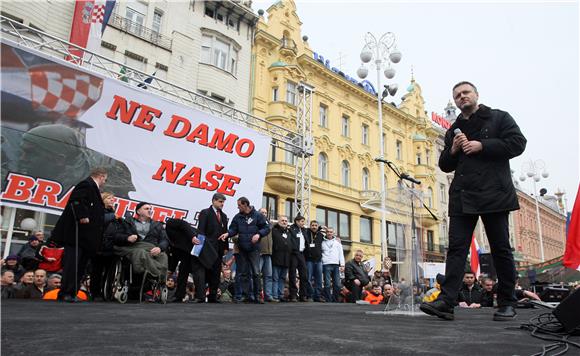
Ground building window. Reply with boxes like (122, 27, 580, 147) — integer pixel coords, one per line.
(427, 187, 434, 207)
(362, 168, 370, 190)
(270, 140, 277, 162)
(319, 104, 328, 128)
(341, 115, 350, 137)
(152, 9, 163, 34)
(426, 149, 431, 166)
(262, 194, 277, 220)
(316, 206, 350, 240)
(286, 81, 297, 105)
(387, 222, 406, 250)
(396, 140, 403, 160)
(272, 87, 279, 101)
(204, 5, 215, 18)
(427, 230, 434, 252)
(440, 183, 447, 203)
(362, 124, 369, 145)
(416, 153, 422, 165)
(341, 160, 350, 187)
(360, 216, 372, 243)
(285, 143, 295, 165)
(126, 6, 146, 36)
(286, 199, 301, 220)
(200, 34, 239, 75)
(318, 153, 328, 180)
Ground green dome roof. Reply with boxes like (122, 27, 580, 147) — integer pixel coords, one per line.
(413, 133, 427, 141)
(407, 83, 415, 92)
(270, 60, 288, 68)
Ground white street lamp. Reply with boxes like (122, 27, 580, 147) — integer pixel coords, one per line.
(519, 159, 549, 262)
(357, 32, 402, 263)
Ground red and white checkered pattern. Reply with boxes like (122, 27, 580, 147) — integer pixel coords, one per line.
(30, 66, 103, 119)
(91, 4, 105, 24)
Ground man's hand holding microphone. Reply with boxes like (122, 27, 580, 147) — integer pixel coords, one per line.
(452, 128, 482, 156)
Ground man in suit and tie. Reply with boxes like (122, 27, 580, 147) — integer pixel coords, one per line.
(194, 193, 229, 303)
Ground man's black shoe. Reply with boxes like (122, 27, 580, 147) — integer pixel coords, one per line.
(288, 298, 298, 303)
(420, 300, 454, 320)
(493, 305, 517, 321)
(190, 298, 205, 303)
(207, 299, 222, 304)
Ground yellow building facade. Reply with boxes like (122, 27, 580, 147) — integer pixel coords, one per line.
(251, 1, 443, 271)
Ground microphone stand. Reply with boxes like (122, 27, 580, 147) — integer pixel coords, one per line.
(382, 161, 438, 311)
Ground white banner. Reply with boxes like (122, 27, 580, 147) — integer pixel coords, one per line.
(1, 41, 270, 225)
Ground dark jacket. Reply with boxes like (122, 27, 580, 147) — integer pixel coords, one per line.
(100, 208, 117, 256)
(304, 228, 324, 262)
(17, 243, 39, 260)
(344, 259, 370, 286)
(271, 224, 293, 267)
(228, 207, 270, 252)
(439, 105, 526, 215)
(51, 177, 105, 254)
(108, 215, 169, 251)
(197, 206, 229, 256)
(16, 284, 44, 299)
(458, 284, 483, 305)
(165, 218, 196, 253)
(481, 290, 494, 307)
(288, 224, 308, 255)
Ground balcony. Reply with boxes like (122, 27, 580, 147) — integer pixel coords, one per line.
(108, 13, 172, 51)
(280, 37, 297, 56)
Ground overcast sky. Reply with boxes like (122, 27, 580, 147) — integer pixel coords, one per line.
(254, 0, 580, 210)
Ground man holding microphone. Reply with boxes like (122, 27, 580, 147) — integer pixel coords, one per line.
(420, 81, 527, 321)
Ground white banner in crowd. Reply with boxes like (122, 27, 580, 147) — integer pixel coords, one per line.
(0, 41, 270, 225)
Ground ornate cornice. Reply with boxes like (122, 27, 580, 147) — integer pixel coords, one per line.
(314, 135, 335, 152)
(337, 144, 356, 160)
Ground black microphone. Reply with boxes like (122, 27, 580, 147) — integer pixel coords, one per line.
(401, 173, 421, 185)
(374, 157, 393, 164)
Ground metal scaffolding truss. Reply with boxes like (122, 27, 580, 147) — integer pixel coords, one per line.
(294, 83, 314, 222)
(0, 16, 303, 154)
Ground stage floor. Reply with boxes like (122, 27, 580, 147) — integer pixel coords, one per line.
(1, 300, 573, 355)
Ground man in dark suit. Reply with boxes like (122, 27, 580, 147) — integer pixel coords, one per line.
(52, 167, 107, 302)
(194, 193, 229, 303)
(165, 218, 196, 303)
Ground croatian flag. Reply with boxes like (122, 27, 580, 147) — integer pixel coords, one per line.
(470, 235, 481, 278)
(564, 185, 580, 271)
(68, 0, 116, 63)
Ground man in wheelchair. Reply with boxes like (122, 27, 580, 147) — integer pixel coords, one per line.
(110, 202, 169, 286)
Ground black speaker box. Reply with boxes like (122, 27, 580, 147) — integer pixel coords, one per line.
(552, 288, 580, 333)
(479, 253, 496, 280)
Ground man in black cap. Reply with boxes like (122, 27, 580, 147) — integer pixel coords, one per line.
(112, 202, 169, 281)
(288, 215, 310, 302)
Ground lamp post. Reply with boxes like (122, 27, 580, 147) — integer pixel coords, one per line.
(519, 160, 549, 262)
(357, 32, 402, 262)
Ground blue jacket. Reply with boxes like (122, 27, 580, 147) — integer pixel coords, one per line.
(228, 207, 270, 252)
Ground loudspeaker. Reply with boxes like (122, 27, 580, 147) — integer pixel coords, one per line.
(479, 253, 496, 280)
(540, 286, 570, 303)
(552, 288, 580, 333)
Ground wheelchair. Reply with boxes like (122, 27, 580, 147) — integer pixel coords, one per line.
(103, 256, 168, 304)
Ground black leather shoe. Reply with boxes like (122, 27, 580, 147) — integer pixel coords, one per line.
(420, 299, 455, 320)
(493, 305, 517, 321)
(190, 298, 205, 303)
(207, 299, 222, 304)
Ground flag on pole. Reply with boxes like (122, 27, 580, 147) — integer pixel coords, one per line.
(137, 72, 156, 90)
(68, 0, 116, 64)
(470, 235, 481, 278)
(119, 65, 128, 82)
(563, 185, 580, 271)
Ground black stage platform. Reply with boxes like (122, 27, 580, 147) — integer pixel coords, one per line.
(1, 300, 575, 355)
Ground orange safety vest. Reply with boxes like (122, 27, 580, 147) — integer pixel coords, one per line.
(363, 292, 384, 305)
(42, 289, 88, 301)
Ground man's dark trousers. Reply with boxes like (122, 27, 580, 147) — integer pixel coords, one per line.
(439, 212, 517, 307)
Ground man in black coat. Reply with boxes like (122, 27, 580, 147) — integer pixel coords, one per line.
(344, 249, 370, 302)
(165, 218, 196, 302)
(420, 81, 526, 321)
(271, 215, 293, 302)
(304, 220, 325, 302)
(288, 215, 310, 302)
(52, 167, 107, 302)
(194, 193, 229, 303)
